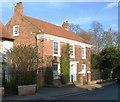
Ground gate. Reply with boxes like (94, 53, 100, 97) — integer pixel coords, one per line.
(2, 68, 18, 96)
(2, 67, 36, 96)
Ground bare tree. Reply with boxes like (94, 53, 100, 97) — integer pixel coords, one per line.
(78, 28, 94, 44)
(69, 23, 81, 34)
(6, 45, 36, 71)
(89, 21, 104, 54)
(103, 28, 118, 47)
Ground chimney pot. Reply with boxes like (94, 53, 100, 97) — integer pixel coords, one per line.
(14, 2, 23, 16)
(62, 20, 69, 31)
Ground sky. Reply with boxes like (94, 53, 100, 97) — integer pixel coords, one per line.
(0, 1, 118, 32)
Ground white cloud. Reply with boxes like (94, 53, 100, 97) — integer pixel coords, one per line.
(104, 2, 118, 9)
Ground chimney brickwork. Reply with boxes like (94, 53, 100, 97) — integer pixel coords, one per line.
(62, 21, 69, 30)
(14, 2, 23, 16)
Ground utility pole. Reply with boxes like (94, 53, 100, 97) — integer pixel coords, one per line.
(35, 33, 39, 92)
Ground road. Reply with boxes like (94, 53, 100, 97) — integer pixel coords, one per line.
(55, 83, 120, 100)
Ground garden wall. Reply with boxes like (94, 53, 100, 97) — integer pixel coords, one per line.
(91, 69, 102, 81)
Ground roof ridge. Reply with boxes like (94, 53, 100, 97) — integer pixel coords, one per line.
(24, 15, 61, 28)
(24, 15, 89, 44)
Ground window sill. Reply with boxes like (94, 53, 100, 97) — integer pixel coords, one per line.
(70, 56, 75, 59)
(82, 57, 86, 60)
(13, 34, 19, 36)
(53, 54, 61, 57)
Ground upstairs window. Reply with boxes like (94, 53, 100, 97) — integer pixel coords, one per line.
(70, 45, 75, 58)
(13, 25, 19, 36)
(53, 41, 60, 56)
(82, 47, 86, 59)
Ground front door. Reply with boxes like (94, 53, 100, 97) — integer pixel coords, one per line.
(70, 64, 77, 82)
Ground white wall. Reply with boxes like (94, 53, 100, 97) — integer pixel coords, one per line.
(3, 40, 13, 52)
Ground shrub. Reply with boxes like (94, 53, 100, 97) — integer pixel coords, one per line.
(60, 44, 70, 84)
(45, 67, 53, 85)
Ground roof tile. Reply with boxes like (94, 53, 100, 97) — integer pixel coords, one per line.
(24, 16, 89, 44)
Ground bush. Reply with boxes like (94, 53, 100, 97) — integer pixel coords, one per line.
(60, 74, 69, 84)
(60, 44, 70, 84)
(91, 53, 99, 69)
(18, 70, 36, 85)
(45, 67, 53, 85)
(101, 69, 112, 80)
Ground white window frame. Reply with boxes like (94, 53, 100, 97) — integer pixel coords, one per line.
(53, 41, 60, 57)
(53, 63, 60, 79)
(70, 44, 75, 58)
(81, 64, 86, 76)
(82, 47, 86, 59)
(13, 25, 19, 36)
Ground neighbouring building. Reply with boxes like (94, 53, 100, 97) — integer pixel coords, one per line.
(0, 21, 14, 83)
(5, 2, 92, 86)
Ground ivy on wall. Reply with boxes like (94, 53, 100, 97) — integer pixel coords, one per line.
(60, 44, 70, 84)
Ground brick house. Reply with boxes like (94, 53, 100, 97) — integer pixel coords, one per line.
(5, 2, 92, 86)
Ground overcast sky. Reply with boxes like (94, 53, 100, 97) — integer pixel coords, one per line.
(1, 2, 118, 31)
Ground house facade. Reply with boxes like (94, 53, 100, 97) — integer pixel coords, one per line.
(0, 21, 14, 54)
(0, 21, 14, 81)
(5, 2, 92, 86)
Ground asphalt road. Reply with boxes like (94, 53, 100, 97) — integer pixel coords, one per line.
(55, 83, 120, 100)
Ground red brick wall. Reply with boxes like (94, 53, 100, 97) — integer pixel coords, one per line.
(6, 15, 39, 47)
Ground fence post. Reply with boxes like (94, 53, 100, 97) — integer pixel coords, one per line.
(16, 69, 18, 95)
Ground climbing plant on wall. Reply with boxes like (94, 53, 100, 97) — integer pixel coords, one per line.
(60, 44, 70, 84)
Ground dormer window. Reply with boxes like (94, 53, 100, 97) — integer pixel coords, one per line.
(13, 25, 19, 36)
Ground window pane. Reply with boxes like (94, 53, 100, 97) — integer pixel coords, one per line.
(70, 45, 73, 56)
(14, 26, 19, 35)
(53, 64, 58, 70)
(82, 48, 85, 57)
(54, 42, 58, 55)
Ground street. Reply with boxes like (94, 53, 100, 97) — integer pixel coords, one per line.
(55, 83, 120, 100)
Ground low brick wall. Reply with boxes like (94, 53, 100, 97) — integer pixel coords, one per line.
(0, 87, 4, 97)
(52, 79, 61, 87)
(91, 69, 102, 81)
(18, 84, 36, 96)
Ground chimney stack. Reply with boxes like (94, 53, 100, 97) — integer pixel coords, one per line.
(62, 21, 69, 31)
(14, 2, 24, 16)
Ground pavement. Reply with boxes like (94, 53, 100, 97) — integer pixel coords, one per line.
(2, 80, 116, 100)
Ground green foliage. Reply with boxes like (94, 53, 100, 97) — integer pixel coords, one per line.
(91, 46, 120, 79)
(91, 53, 99, 69)
(18, 70, 36, 85)
(98, 46, 119, 70)
(60, 44, 70, 84)
(45, 67, 53, 85)
(101, 69, 112, 80)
